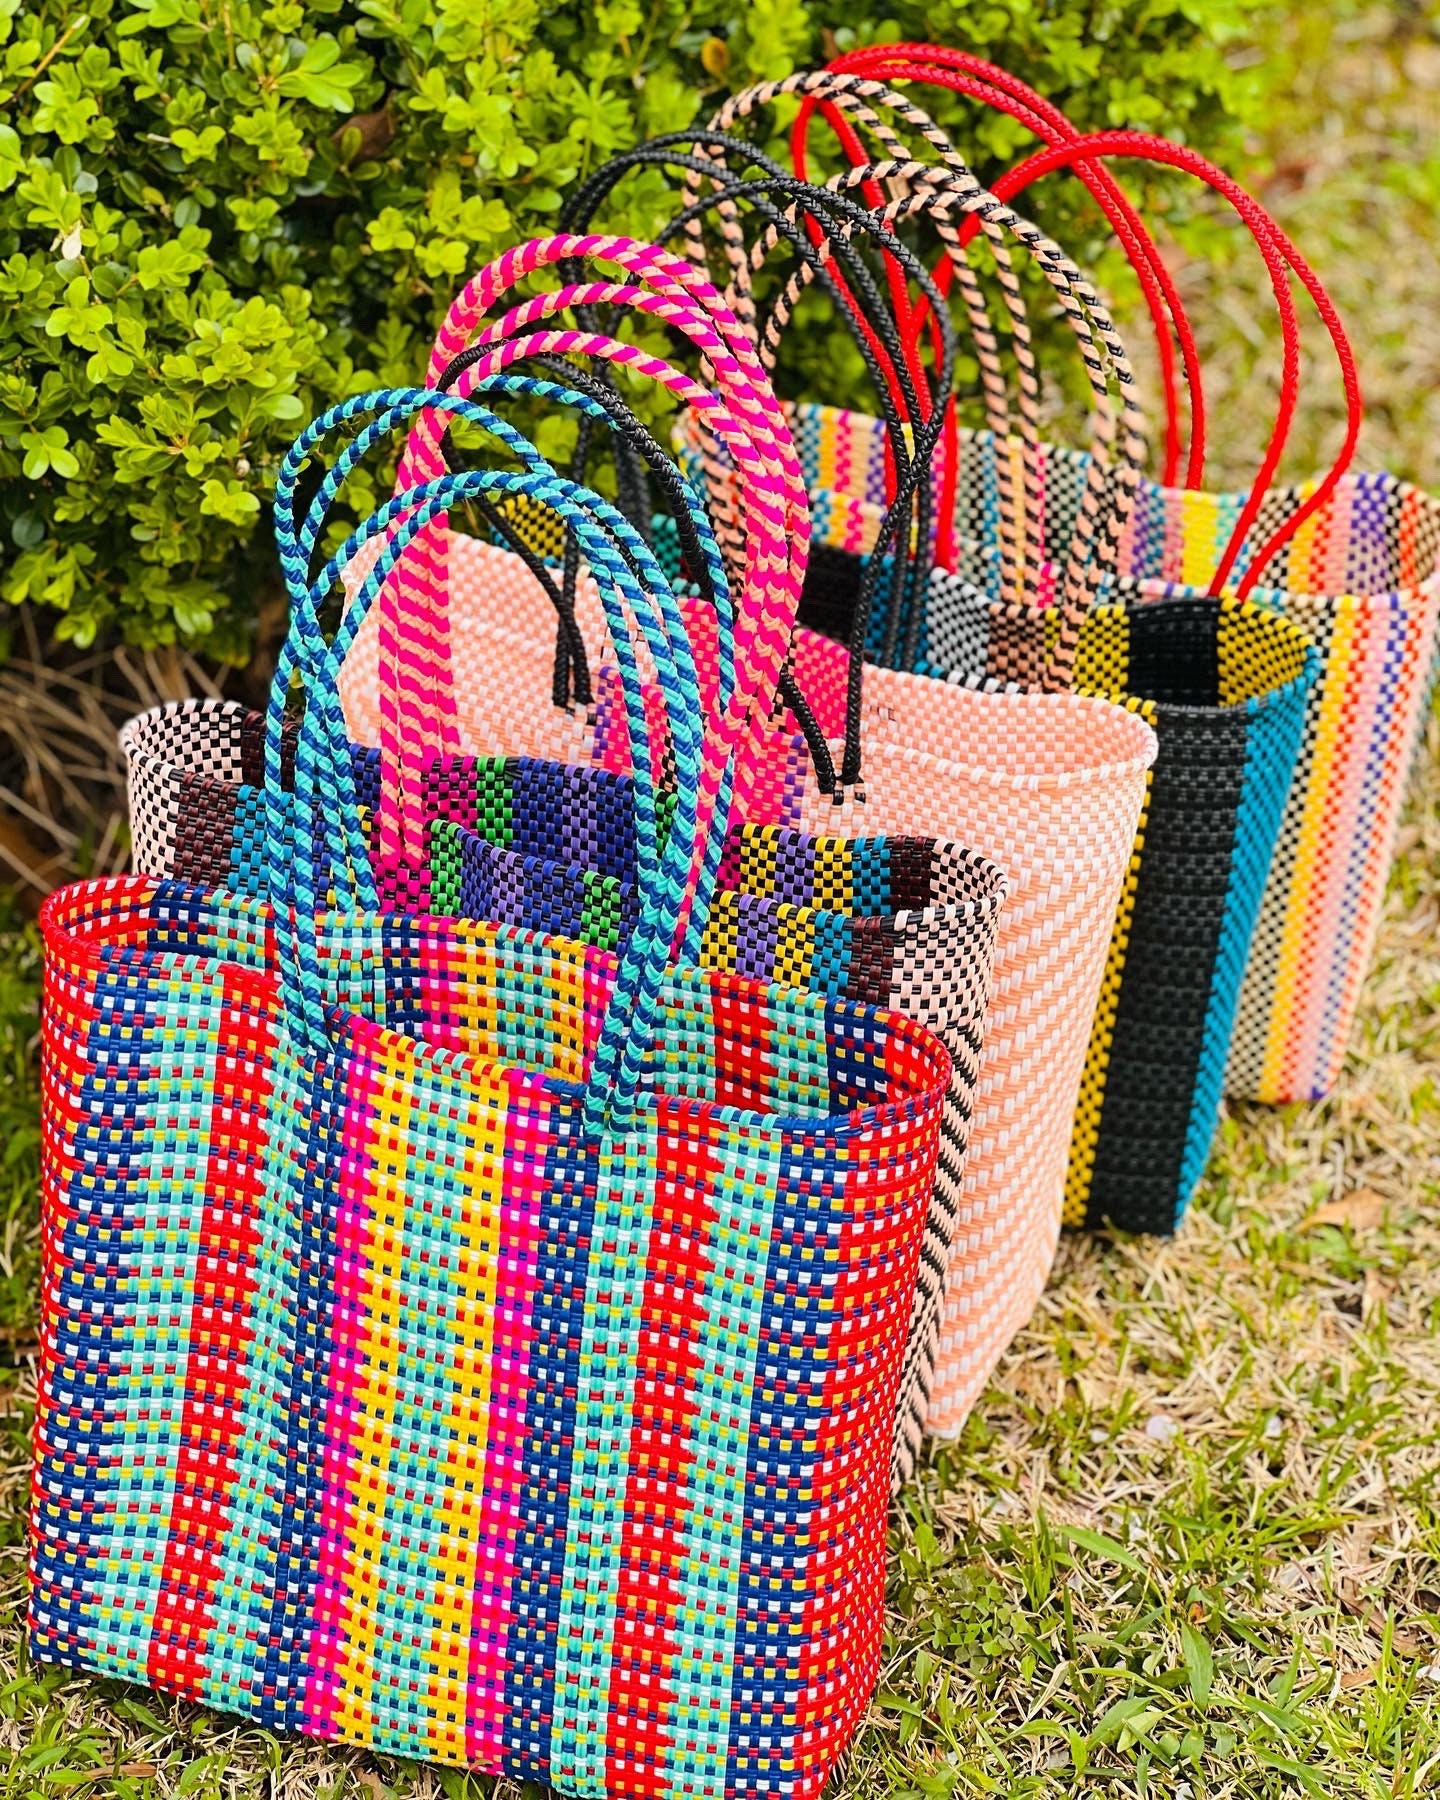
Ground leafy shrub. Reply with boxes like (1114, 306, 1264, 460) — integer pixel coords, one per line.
(1, 0, 1288, 661)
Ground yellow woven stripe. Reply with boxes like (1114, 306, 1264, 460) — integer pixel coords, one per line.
(1007, 436, 1028, 605)
(773, 908, 814, 990)
(1279, 480, 1324, 591)
(334, 1046, 415, 1739)
(1256, 602, 1359, 1099)
(448, 925, 501, 1060)
(699, 892, 740, 968)
(1064, 695, 1156, 1226)
(811, 837, 852, 913)
(739, 826, 778, 901)
(427, 1062, 506, 1761)
(1180, 490, 1218, 589)
(1074, 607, 1130, 696)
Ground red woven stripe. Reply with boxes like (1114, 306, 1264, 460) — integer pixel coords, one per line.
(147, 969, 272, 1697)
(605, 1107, 720, 1795)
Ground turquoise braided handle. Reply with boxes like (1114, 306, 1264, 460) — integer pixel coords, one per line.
(274, 378, 735, 964)
(267, 436, 724, 1135)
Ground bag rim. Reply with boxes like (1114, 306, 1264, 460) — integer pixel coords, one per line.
(39, 874, 955, 1142)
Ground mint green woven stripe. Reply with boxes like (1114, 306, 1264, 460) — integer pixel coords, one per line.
(666, 1137, 782, 1792)
(205, 1038, 309, 1704)
(90, 969, 222, 1675)
(549, 1129, 655, 1797)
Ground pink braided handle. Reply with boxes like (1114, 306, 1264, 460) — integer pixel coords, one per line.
(377, 235, 807, 862)
(437, 326, 791, 718)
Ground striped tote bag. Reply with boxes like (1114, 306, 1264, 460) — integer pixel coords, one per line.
(35, 435, 952, 1796)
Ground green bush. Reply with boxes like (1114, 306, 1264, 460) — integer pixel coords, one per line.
(1, 0, 1286, 661)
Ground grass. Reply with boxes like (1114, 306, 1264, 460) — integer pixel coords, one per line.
(0, 8, 1437, 1796)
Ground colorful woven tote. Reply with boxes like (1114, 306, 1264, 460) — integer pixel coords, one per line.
(818, 45, 1440, 1106)
(581, 118, 1159, 1406)
(690, 79, 1324, 1232)
(34, 423, 953, 1794)
(127, 371, 1005, 1485)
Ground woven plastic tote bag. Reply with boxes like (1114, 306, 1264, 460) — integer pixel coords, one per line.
(818, 45, 1440, 1106)
(427, 813, 1005, 1484)
(122, 374, 1005, 1489)
(33, 427, 952, 1794)
(697, 87, 1322, 1231)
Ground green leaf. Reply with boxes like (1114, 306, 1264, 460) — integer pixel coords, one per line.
(198, 476, 261, 525)
(0, 122, 22, 191)
(1063, 1525, 1147, 1576)
(276, 34, 368, 111)
(1180, 1621, 1213, 1707)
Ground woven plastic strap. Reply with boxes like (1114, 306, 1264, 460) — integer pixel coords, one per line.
(562, 134, 957, 789)
(271, 414, 727, 1136)
(704, 74, 1144, 629)
(965, 129, 1361, 598)
(711, 68, 1054, 575)
(281, 379, 735, 966)
(820, 158, 1146, 684)
(817, 45, 1203, 490)
(380, 236, 807, 857)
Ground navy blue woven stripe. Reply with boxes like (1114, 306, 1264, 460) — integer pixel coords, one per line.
(30, 952, 162, 1667)
(502, 1123, 595, 1786)
(826, 999, 890, 1108)
(725, 1135, 850, 1792)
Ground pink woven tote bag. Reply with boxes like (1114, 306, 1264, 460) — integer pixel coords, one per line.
(637, 120, 1160, 1432)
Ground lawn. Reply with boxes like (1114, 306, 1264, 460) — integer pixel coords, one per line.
(0, 11, 1436, 1797)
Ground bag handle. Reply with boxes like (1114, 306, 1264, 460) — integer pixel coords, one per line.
(710, 69, 1052, 583)
(428, 342, 838, 799)
(561, 135, 956, 793)
(972, 131, 1361, 597)
(384, 238, 809, 792)
(271, 405, 725, 1137)
(279, 376, 733, 966)
(815, 45, 1204, 491)
(420, 318, 808, 863)
(798, 158, 1146, 689)
(683, 138, 1145, 702)
(432, 348, 731, 712)
(655, 161, 953, 746)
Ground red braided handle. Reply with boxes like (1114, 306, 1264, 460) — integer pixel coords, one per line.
(973, 130, 1362, 596)
(817, 43, 1203, 488)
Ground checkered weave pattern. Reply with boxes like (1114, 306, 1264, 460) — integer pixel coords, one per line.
(122, 707, 656, 909)
(779, 403, 1440, 1105)
(34, 876, 949, 1795)
(918, 578, 1318, 1232)
(428, 815, 1007, 1482)
(120, 693, 1008, 1473)
(747, 402, 1327, 1231)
